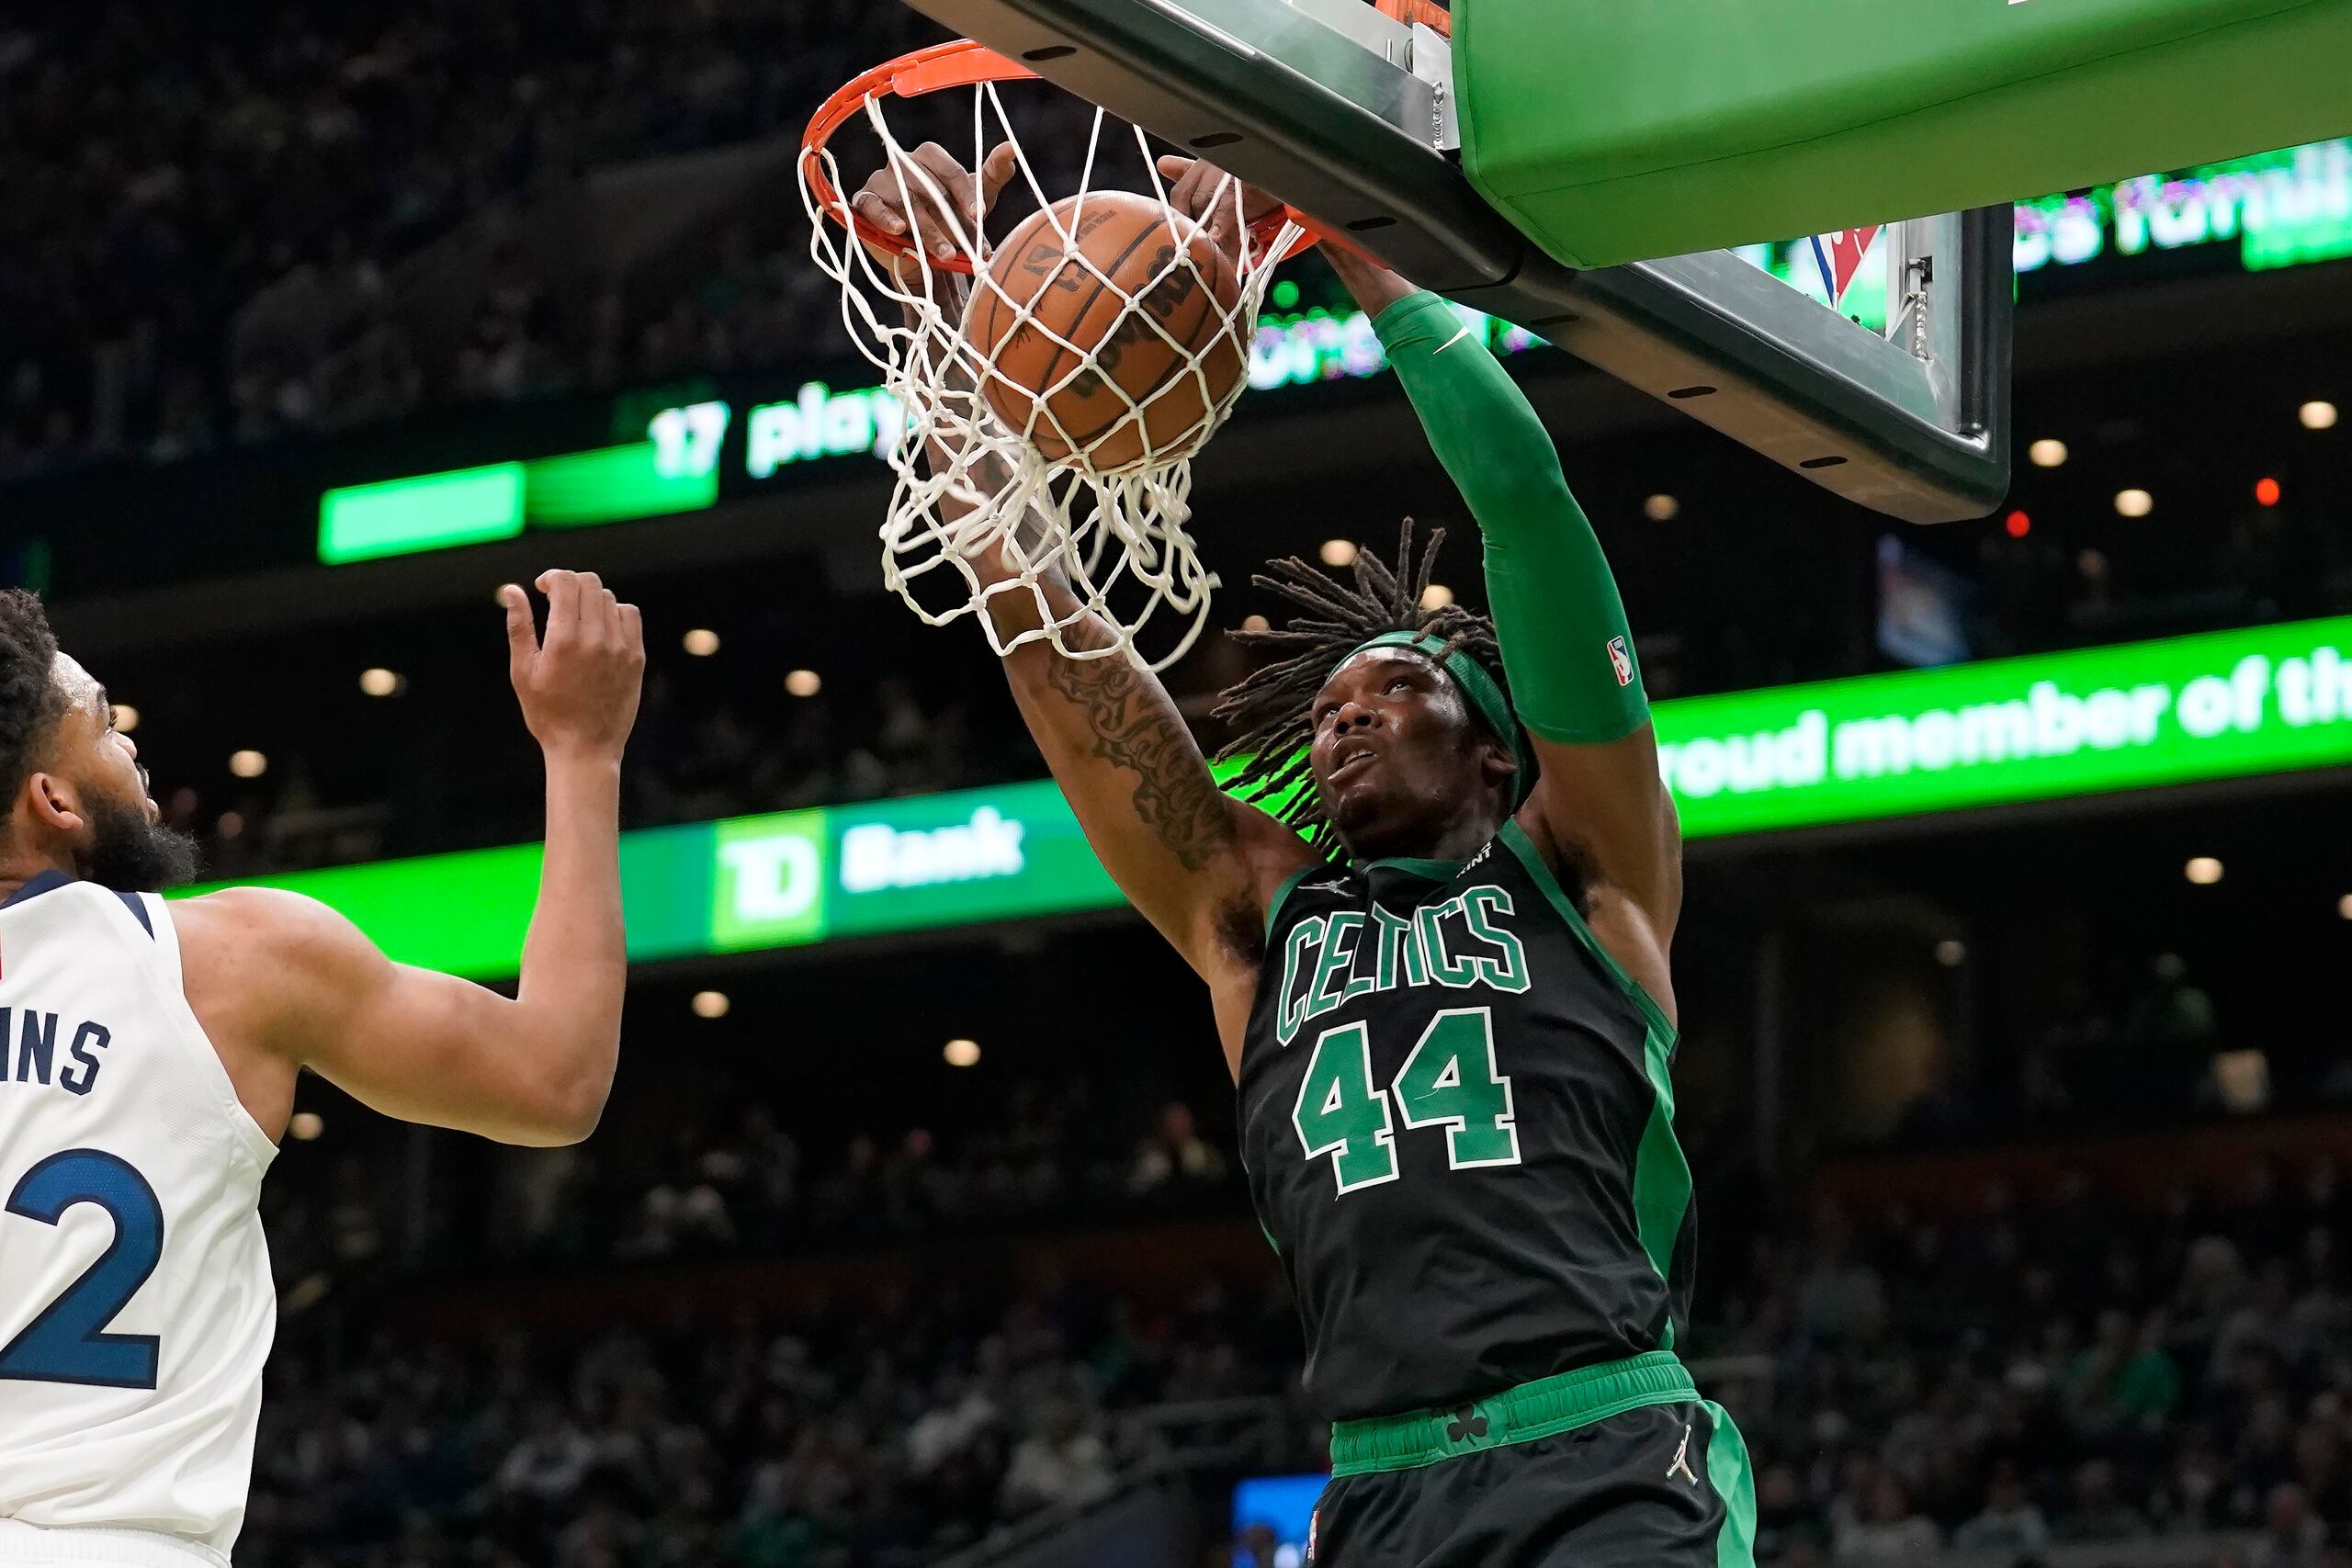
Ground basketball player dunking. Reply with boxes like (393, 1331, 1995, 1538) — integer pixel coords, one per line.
(0, 572, 641, 1568)
(850, 152, 1757, 1565)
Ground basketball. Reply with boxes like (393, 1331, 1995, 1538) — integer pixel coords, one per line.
(966, 191, 1248, 470)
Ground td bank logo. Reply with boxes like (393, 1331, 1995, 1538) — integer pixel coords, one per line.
(713, 811, 828, 948)
(841, 806, 1025, 894)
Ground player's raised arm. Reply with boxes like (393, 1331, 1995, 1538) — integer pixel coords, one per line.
(176, 571, 643, 1146)
(847, 147, 1315, 997)
(1325, 245, 1683, 986)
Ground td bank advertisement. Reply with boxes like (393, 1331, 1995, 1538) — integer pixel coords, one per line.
(186, 616, 2352, 979)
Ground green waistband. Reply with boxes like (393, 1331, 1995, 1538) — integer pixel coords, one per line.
(1329, 1351, 1695, 1476)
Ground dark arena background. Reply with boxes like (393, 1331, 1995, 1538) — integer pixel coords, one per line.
(6, 5, 2352, 1567)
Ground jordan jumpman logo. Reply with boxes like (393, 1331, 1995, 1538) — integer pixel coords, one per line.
(1667, 1422, 1700, 1485)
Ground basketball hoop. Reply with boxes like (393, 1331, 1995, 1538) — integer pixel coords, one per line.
(799, 39, 1308, 670)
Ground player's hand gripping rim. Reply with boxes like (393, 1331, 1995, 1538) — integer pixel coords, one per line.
(851, 141, 1021, 283)
(1151, 154, 1285, 264)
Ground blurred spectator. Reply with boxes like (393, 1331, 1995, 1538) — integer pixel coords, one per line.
(1795, 1205, 1888, 1344)
(1129, 1101, 1227, 1197)
(2059, 1457, 2151, 1543)
(1951, 1461, 2050, 1555)
(2253, 1483, 2329, 1568)
(1832, 1473, 1939, 1565)
(2127, 952, 2220, 1051)
(497, 1399, 595, 1510)
(998, 1389, 1114, 1517)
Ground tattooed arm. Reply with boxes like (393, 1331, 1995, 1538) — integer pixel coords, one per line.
(942, 353, 1312, 990)
(942, 345, 1311, 982)
(992, 592, 1317, 984)
(849, 145, 1317, 1003)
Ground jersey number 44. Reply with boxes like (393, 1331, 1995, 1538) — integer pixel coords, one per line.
(1294, 1006, 1522, 1196)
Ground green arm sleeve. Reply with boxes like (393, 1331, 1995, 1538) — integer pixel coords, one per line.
(1372, 290, 1648, 745)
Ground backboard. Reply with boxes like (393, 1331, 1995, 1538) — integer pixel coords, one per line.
(893, 0, 2013, 525)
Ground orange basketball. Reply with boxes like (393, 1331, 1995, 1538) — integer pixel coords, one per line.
(966, 191, 1248, 470)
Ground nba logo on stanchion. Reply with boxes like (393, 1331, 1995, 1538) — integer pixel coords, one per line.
(1809, 226, 1883, 307)
(1608, 637, 1634, 687)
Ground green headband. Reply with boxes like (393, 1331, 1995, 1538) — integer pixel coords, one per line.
(1340, 632, 1533, 804)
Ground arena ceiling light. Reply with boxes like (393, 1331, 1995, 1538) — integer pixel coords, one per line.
(2301, 400, 2339, 431)
(2114, 489, 2154, 518)
(1241, 614, 1272, 633)
(1319, 539, 1359, 568)
(359, 668, 401, 697)
(691, 990, 730, 1019)
(1644, 494, 1679, 521)
(785, 669, 821, 698)
(288, 1112, 324, 1142)
(1935, 940, 1967, 967)
(2339, 894, 2352, 921)
(1419, 583, 1455, 610)
(944, 1038, 981, 1068)
(229, 750, 267, 779)
(2184, 856, 2223, 886)
(2028, 438, 2068, 468)
(2256, 478, 2282, 507)
(110, 704, 139, 734)
(683, 628, 720, 657)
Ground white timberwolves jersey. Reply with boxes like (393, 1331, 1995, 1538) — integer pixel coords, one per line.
(0, 874, 277, 1565)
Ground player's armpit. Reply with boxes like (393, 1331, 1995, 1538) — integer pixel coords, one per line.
(176, 887, 615, 1147)
(1521, 727, 1684, 943)
(1513, 790, 1681, 1031)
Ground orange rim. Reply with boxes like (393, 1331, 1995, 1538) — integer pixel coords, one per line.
(801, 37, 1315, 275)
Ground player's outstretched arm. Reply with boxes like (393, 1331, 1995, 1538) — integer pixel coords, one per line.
(848, 148, 1315, 996)
(177, 571, 644, 1146)
(1329, 247, 1683, 993)
(989, 578, 1314, 986)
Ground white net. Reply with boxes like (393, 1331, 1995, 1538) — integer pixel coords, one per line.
(800, 72, 1303, 671)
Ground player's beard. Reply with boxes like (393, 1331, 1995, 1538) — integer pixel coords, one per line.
(80, 792, 200, 892)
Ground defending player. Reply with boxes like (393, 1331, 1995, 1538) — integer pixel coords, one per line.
(0, 571, 641, 1568)
(850, 150, 1755, 1565)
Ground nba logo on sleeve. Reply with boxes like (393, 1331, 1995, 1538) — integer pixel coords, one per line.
(1607, 637, 1634, 687)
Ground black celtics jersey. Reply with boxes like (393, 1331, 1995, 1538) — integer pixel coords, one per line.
(1238, 818, 1695, 1423)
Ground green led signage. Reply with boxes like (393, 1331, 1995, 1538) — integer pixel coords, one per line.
(314, 306, 1538, 565)
(180, 616, 2352, 980)
(1653, 617, 2352, 838)
(2014, 139, 2352, 278)
(318, 406, 727, 565)
(314, 138, 2352, 569)
(318, 463, 526, 565)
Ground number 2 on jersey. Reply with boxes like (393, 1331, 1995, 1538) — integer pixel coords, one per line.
(1293, 1008, 1520, 1195)
(0, 1150, 165, 1389)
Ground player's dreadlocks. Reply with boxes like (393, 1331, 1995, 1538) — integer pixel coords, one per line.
(0, 590, 66, 841)
(1214, 520, 1516, 854)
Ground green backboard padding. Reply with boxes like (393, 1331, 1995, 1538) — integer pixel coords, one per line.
(1456, 0, 2352, 267)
